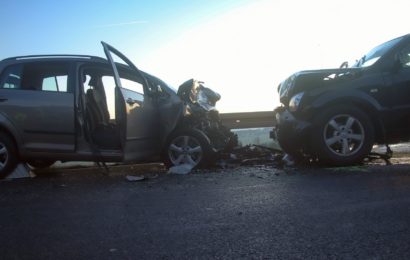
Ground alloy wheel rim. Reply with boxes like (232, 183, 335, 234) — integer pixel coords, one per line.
(0, 142, 9, 170)
(323, 114, 365, 157)
(168, 135, 203, 166)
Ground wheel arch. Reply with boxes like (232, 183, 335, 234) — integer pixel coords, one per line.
(161, 127, 214, 168)
(308, 103, 376, 165)
(309, 91, 385, 143)
(0, 118, 23, 158)
(162, 127, 212, 152)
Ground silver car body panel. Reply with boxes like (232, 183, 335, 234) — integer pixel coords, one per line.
(0, 89, 75, 152)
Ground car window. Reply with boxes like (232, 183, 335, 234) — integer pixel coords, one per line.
(42, 75, 68, 92)
(101, 76, 116, 120)
(353, 36, 403, 68)
(120, 78, 144, 94)
(23, 63, 70, 92)
(0, 62, 71, 92)
(100, 75, 144, 117)
(102, 75, 144, 94)
(143, 73, 174, 96)
(0, 64, 23, 89)
(398, 45, 410, 68)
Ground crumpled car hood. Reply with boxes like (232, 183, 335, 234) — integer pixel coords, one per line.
(279, 67, 363, 104)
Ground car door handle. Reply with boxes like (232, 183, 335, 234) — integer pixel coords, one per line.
(126, 98, 136, 105)
(0, 97, 8, 102)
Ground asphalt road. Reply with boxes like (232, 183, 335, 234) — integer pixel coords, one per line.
(1, 162, 410, 259)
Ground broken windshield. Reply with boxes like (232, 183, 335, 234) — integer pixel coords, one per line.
(353, 36, 403, 68)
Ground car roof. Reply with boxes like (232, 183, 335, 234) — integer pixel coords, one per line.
(1, 54, 107, 63)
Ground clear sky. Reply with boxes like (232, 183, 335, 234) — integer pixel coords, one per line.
(1, 0, 409, 112)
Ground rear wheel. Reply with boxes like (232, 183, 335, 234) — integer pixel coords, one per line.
(0, 133, 18, 179)
(163, 129, 214, 168)
(311, 106, 374, 166)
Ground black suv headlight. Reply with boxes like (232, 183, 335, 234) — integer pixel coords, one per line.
(289, 92, 304, 112)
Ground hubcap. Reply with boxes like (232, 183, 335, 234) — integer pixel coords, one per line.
(323, 114, 365, 156)
(0, 142, 9, 170)
(168, 135, 203, 166)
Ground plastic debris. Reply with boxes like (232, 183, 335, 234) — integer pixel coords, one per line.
(5, 163, 35, 180)
(126, 175, 145, 182)
(282, 154, 296, 167)
(167, 164, 194, 175)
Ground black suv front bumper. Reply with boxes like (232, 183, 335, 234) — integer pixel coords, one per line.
(270, 107, 312, 154)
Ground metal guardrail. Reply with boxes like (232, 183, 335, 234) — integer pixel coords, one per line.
(220, 111, 275, 129)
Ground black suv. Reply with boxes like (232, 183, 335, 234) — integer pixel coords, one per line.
(0, 42, 235, 177)
(271, 34, 410, 165)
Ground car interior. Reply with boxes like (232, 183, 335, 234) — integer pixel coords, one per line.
(81, 66, 121, 150)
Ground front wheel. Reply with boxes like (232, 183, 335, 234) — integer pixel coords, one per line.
(163, 130, 214, 168)
(310, 106, 374, 166)
(0, 133, 18, 179)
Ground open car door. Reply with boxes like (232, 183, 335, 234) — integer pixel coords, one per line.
(101, 42, 159, 162)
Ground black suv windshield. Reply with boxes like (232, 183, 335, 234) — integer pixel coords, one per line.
(353, 36, 404, 68)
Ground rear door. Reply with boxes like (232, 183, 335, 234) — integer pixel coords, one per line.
(0, 61, 75, 152)
(102, 42, 159, 161)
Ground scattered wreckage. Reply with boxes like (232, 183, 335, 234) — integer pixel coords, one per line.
(0, 42, 236, 178)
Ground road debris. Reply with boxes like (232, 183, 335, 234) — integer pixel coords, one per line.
(281, 154, 296, 167)
(218, 145, 283, 169)
(212, 143, 395, 171)
(168, 164, 194, 175)
(326, 166, 369, 173)
(4, 164, 35, 180)
(126, 175, 145, 182)
(6, 142, 400, 183)
(365, 145, 393, 165)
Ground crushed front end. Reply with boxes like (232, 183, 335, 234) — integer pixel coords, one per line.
(270, 74, 313, 156)
(270, 106, 311, 156)
(270, 69, 362, 157)
(177, 79, 238, 153)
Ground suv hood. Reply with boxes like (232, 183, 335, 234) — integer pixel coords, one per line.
(278, 67, 363, 104)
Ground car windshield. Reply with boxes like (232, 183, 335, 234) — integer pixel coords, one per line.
(353, 36, 404, 68)
(142, 71, 177, 93)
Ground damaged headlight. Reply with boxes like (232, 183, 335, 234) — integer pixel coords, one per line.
(289, 92, 304, 112)
(279, 75, 296, 98)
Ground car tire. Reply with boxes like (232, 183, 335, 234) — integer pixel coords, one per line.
(0, 133, 18, 179)
(163, 129, 214, 169)
(27, 160, 56, 169)
(310, 105, 374, 166)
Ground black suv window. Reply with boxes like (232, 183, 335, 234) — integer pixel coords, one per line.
(0, 62, 71, 92)
(0, 65, 23, 89)
(398, 44, 410, 68)
(42, 75, 68, 92)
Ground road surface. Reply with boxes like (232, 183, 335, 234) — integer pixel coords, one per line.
(1, 161, 410, 259)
